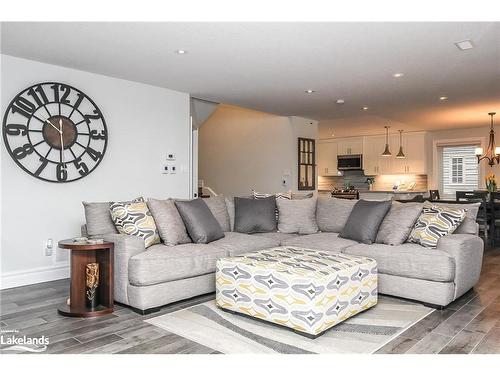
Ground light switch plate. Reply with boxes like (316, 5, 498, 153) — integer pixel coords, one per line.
(170, 164, 177, 174)
(162, 164, 170, 174)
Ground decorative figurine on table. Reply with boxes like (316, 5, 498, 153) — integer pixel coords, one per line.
(85, 263, 100, 310)
(486, 173, 497, 192)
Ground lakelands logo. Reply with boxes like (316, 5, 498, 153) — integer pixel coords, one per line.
(1, 329, 49, 353)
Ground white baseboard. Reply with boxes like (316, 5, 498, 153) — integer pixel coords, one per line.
(1, 263, 70, 290)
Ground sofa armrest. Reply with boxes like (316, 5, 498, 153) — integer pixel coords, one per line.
(101, 233, 146, 305)
(437, 234, 484, 299)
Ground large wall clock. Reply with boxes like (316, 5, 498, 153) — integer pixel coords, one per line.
(2, 82, 108, 183)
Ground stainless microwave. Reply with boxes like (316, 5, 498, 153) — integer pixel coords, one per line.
(337, 154, 363, 170)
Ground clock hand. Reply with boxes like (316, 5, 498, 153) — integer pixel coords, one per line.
(59, 120, 65, 164)
(45, 119, 61, 134)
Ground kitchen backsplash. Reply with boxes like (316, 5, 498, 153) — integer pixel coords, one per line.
(318, 171, 428, 191)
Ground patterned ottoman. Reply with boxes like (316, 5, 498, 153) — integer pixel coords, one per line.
(215, 246, 378, 338)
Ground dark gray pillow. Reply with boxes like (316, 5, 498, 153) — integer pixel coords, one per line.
(174, 198, 225, 244)
(339, 200, 392, 244)
(234, 196, 277, 234)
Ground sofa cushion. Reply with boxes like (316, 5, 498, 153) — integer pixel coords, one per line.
(429, 202, 480, 235)
(225, 197, 235, 231)
(234, 196, 277, 234)
(408, 203, 466, 248)
(83, 201, 118, 236)
(203, 195, 231, 232)
(129, 243, 228, 286)
(175, 198, 225, 244)
(281, 232, 358, 252)
(147, 198, 191, 246)
(251, 231, 299, 244)
(110, 199, 161, 248)
(316, 196, 357, 232)
(276, 197, 318, 234)
(343, 242, 455, 282)
(339, 200, 392, 244)
(376, 201, 423, 245)
(210, 232, 280, 256)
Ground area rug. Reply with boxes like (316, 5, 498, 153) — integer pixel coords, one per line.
(145, 296, 433, 354)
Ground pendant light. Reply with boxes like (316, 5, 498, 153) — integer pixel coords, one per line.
(396, 130, 406, 158)
(475, 112, 499, 166)
(381, 126, 392, 157)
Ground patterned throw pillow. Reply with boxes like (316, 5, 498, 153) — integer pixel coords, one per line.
(408, 203, 466, 248)
(110, 198, 161, 248)
(252, 190, 292, 200)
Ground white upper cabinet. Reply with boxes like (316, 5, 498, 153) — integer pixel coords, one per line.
(362, 132, 427, 175)
(363, 135, 385, 175)
(337, 137, 363, 155)
(317, 140, 338, 176)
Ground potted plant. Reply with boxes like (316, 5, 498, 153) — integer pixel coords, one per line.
(366, 177, 375, 191)
(485, 173, 497, 192)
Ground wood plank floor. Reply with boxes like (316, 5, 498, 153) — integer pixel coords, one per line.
(1, 247, 499, 354)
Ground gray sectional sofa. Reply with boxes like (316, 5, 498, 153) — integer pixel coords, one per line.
(82, 195, 484, 314)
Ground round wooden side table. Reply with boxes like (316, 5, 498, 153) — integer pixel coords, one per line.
(57, 239, 114, 318)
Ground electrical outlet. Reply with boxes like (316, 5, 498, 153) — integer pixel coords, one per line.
(45, 238, 53, 256)
(170, 164, 177, 174)
(162, 164, 170, 174)
(166, 153, 176, 161)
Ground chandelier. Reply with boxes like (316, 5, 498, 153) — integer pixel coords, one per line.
(475, 112, 498, 166)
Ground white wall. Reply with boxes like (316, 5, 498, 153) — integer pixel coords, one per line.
(198, 104, 317, 197)
(1, 55, 192, 288)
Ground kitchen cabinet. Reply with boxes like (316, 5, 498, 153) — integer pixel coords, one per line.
(363, 132, 427, 175)
(317, 140, 338, 176)
(337, 137, 363, 155)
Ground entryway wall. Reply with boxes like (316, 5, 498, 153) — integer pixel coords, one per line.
(198, 104, 318, 197)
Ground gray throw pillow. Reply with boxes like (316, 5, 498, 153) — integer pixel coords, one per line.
(82, 197, 143, 236)
(203, 195, 231, 232)
(316, 196, 357, 232)
(376, 201, 423, 245)
(339, 200, 392, 244)
(175, 198, 225, 244)
(225, 197, 235, 231)
(430, 202, 480, 235)
(234, 196, 277, 234)
(291, 192, 314, 200)
(147, 198, 192, 246)
(277, 197, 318, 234)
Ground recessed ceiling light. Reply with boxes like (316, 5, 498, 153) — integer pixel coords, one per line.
(335, 99, 345, 105)
(175, 49, 187, 54)
(392, 73, 404, 78)
(305, 89, 315, 94)
(454, 40, 474, 51)
(439, 96, 448, 101)
(362, 106, 369, 111)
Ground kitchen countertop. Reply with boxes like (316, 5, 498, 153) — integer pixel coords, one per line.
(359, 190, 427, 194)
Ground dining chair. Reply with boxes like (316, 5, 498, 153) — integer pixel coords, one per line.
(429, 190, 440, 201)
(455, 190, 489, 242)
(490, 192, 500, 246)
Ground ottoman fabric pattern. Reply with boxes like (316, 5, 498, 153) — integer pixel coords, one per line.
(216, 246, 378, 337)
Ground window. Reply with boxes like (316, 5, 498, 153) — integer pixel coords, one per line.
(451, 157, 463, 184)
(440, 145, 479, 198)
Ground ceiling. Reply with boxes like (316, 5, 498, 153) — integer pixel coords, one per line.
(1, 22, 499, 131)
